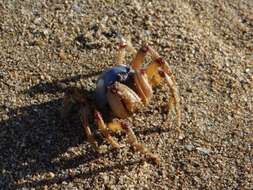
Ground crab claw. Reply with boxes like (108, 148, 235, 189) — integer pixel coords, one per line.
(107, 82, 142, 118)
(133, 70, 153, 105)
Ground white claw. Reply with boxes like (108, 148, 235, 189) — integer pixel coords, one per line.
(107, 82, 142, 118)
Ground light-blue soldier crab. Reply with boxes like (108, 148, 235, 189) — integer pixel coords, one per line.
(62, 39, 181, 164)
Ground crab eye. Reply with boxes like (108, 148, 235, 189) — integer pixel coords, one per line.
(116, 74, 122, 81)
(116, 73, 128, 82)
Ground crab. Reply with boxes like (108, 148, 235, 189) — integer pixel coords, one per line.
(62, 39, 181, 165)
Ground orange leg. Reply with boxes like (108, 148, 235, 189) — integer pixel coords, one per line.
(131, 45, 149, 70)
(106, 121, 160, 164)
(61, 87, 88, 120)
(116, 38, 136, 65)
(116, 40, 127, 65)
(158, 70, 181, 127)
(145, 54, 176, 83)
(62, 88, 100, 150)
(145, 63, 181, 126)
(130, 43, 175, 83)
(129, 43, 181, 126)
(121, 122, 160, 165)
(130, 43, 163, 70)
(80, 107, 99, 151)
(94, 111, 122, 148)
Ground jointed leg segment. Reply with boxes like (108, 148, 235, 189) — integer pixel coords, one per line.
(117, 41, 181, 126)
(121, 122, 160, 165)
(105, 120, 160, 164)
(80, 107, 99, 151)
(62, 88, 100, 150)
(115, 40, 181, 126)
(158, 70, 181, 127)
(94, 111, 122, 149)
(116, 38, 136, 65)
(62, 40, 181, 166)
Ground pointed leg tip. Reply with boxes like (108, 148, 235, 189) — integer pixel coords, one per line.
(145, 154, 161, 166)
(152, 157, 161, 165)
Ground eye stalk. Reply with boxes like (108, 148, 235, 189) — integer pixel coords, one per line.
(116, 72, 128, 83)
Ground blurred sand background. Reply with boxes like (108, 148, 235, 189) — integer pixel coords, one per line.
(0, 0, 252, 189)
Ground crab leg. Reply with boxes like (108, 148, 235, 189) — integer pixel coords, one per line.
(131, 44, 176, 82)
(133, 70, 153, 105)
(131, 45, 149, 70)
(62, 88, 101, 150)
(61, 88, 79, 118)
(116, 40, 127, 65)
(130, 44, 162, 70)
(145, 64, 163, 86)
(145, 48, 176, 82)
(61, 87, 88, 117)
(106, 121, 160, 164)
(79, 107, 99, 151)
(143, 52, 180, 126)
(158, 70, 181, 127)
(145, 61, 181, 126)
(93, 117, 161, 164)
(120, 122, 160, 165)
(94, 111, 122, 148)
(116, 38, 136, 65)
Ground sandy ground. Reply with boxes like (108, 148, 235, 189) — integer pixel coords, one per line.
(0, 0, 252, 189)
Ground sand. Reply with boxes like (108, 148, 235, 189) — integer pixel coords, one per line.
(0, 0, 252, 189)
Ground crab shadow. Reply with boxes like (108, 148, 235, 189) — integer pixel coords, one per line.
(1, 72, 170, 189)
